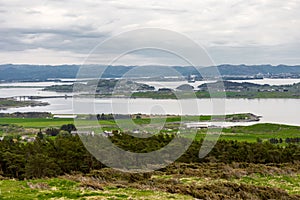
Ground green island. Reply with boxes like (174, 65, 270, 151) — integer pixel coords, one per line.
(0, 112, 300, 199)
(43, 79, 155, 94)
(132, 81, 300, 99)
(0, 98, 49, 110)
(43, 80, 300, 99)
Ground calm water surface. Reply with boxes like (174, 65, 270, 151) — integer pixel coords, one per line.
(138, 78, 300, 90)
(1, 80, 300, 126)
(1, 97, 299, 126)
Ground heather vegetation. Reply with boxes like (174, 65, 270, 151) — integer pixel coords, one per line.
(1, 115, 300, 199)
(0, 129, 300, 199)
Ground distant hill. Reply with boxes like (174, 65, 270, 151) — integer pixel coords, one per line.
(0, 64, 79, 82)
(0, 64, 132, 82)
(0, 64, 300, 82)
(199, 64, 300, 77)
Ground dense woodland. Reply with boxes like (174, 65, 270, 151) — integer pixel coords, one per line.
(1, 126, 300, 180)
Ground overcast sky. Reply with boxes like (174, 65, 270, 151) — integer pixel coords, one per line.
(0, 0, 299, 66)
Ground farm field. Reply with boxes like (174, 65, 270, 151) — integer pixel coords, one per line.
(1, 115, 300, 143)
(0, 118, 74, 128)
(186, 123, 300, 143)
(0, 113, 256, 128)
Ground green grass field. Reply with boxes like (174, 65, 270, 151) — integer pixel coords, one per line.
(0, 118, 74, 128)
(1, 116, 300, 143)
(1, 173, 299, 199)
(0, 178, 193, 200)
(222, 123, 300, 142)
(182, 123, 300, 143)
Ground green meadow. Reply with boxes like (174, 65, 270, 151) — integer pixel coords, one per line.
(1, 115, 300, 143)
(0, 118, 74, 128)
(180, 123, 300, 143)
(1, 169, 299, 199)
(0, 178, 193, 200)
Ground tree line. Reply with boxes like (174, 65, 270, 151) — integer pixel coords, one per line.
(0, 129, 300, 179)
(269, 137, 300, 144)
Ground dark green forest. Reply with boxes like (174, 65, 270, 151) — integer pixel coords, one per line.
(1, 130, 300, 180)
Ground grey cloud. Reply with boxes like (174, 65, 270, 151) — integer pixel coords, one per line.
(0, 26, 110, 54)
(0, 0, 299, 65)
(208, 43, 300, 65)
(112, 4, 188, 13)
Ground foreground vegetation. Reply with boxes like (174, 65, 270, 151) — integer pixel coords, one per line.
(1, 162, 300, 199)
(1, 131, 300, 178)
(0, 177, 193, 200)
(1, 114, 300, 199)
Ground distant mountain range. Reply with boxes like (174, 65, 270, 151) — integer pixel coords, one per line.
(0, 64, 300, 82)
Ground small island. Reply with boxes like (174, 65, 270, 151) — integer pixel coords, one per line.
(43, 80, 300, 99)
(132, 81, 300, 99)
(0, 98, 49, 110)
(43, 79, 155, 94)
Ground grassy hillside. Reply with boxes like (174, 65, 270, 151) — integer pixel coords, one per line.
(1, 163, 299, 199)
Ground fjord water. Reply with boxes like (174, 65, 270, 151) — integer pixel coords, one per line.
(0, 81, 73, 98)
(137, 78, 300, 89)
(1, 79, 300, 126)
